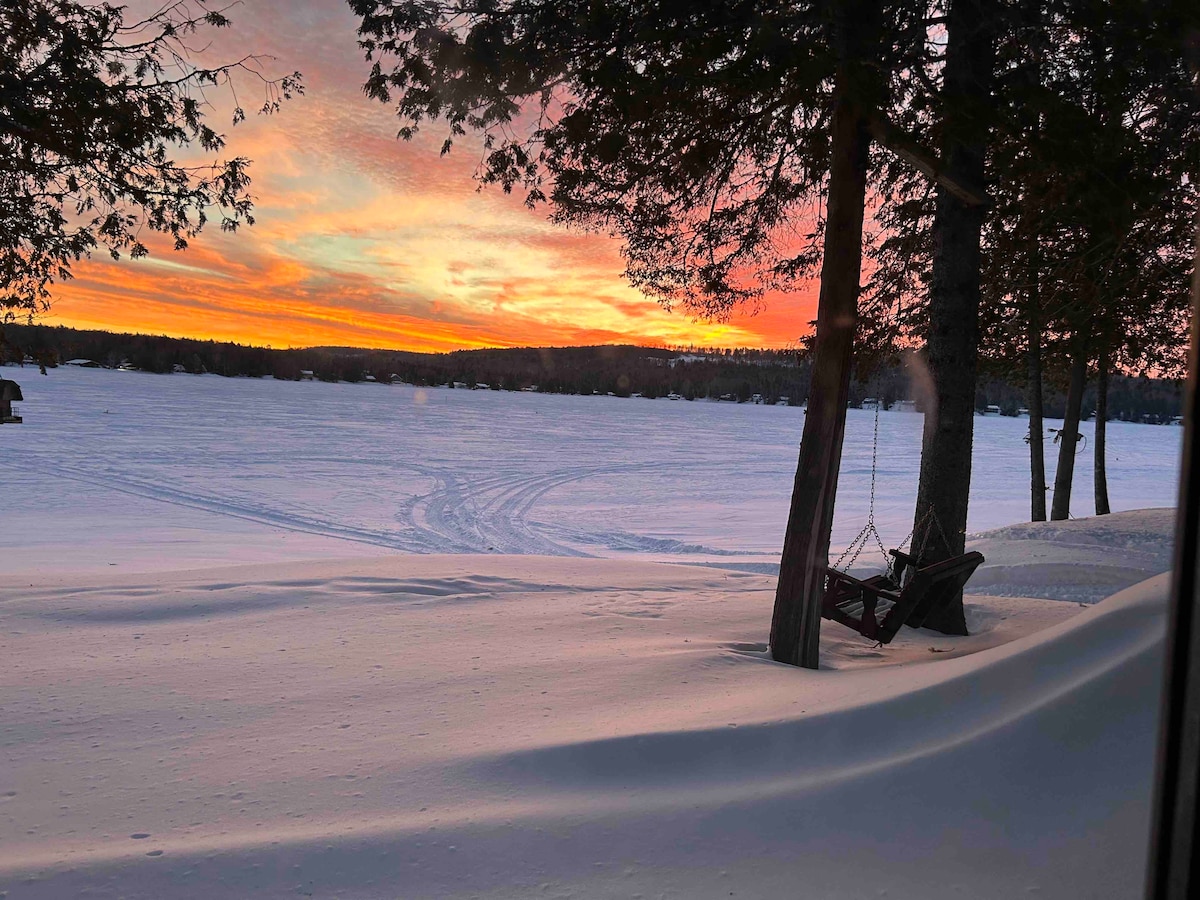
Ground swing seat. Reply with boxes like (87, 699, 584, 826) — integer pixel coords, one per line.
(821, 551, 985, 644)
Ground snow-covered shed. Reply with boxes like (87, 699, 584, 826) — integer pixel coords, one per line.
(1, 379, 24, 423)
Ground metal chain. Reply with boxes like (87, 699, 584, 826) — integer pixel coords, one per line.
(827, 403, 961, 582)
(863, 403, 889, 564)
(866, 400, 881, 525)
(832, 403, 889, 574)
(888, 501, 954, 582)
(906, 502, 953, 563)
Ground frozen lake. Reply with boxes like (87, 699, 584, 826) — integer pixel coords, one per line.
(0, 364, 1182, 575)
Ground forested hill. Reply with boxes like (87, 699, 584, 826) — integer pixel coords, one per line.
(1, 323, 1184, 423)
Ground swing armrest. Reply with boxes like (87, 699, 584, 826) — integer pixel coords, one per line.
(888, 549, 920, 582)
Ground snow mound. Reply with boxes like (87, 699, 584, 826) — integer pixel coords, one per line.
(966, 507, 1176, 602)
(0, 530, 1169, 898)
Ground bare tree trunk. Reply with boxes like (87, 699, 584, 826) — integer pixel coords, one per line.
(1027, 260, 1048, 522)
(910, 0, 997, 636)
(1095, 343, 1111, 515)
(769, 1, 877, 670)
(1051, 338, 1089, 520)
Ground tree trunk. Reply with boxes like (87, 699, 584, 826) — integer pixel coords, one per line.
(1027, 259, 1047, 522)
(1051, 338, 1089, 520)
(1094, 343, 1111, 515)
(1019, 0, 1046, 524)
(769, 2, 877, 669)
(910, 0, 997, 636)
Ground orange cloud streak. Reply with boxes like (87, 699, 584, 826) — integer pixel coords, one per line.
(44, 0, 822, 353)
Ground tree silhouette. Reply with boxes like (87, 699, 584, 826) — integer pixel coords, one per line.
(0, 0, 302, 317)
(350, 0, 992, 666)
(870, 0, 1196, 536)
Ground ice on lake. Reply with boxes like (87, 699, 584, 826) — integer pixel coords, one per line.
(0, 365, 1181, 576)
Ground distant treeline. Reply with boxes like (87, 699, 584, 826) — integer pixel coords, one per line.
(0, 324, 1184, 423)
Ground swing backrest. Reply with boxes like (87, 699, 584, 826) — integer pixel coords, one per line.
(878, 551, 986, 639)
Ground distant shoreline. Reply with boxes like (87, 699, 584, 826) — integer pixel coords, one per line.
(1, 321, 1185, 422)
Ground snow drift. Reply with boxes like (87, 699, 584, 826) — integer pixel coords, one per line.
(0, 526, 1169, 898)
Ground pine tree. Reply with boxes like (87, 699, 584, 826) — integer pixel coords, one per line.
(351, 0, 982, 666)
(870, 0, 1196, 536)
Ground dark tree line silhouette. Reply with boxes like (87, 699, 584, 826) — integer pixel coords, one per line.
(2, 323, 1183, 424)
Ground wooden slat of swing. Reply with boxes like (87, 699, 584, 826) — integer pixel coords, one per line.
(832, 596, 899, 628)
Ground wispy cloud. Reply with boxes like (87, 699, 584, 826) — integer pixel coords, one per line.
(46, 0, 819, 351)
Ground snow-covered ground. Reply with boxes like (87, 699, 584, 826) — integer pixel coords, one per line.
(0, 365, 1182, 898)
(0, 365, 1182, 577)
(0, 525, 1172, 898)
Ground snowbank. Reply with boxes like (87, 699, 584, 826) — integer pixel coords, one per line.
(0, 512, 1171, 898)
(966, 506, 1176, 603)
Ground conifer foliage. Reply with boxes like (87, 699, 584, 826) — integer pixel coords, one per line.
(357, 0, 876, 313)
(0, 0, 302, 317)
(349, 0, 1197, 664)
(350, 0, 945, 666)
(869, 0, 1197, 525)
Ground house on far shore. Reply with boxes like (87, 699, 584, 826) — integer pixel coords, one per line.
(299, 370, 315, 381)
(64, 358, 102, 368)
(1, 379, 24, 424)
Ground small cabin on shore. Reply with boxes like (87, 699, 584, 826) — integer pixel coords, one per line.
(1, 379, 24, 424)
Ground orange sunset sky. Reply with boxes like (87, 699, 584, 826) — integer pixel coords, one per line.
(45, 0, 823, 354)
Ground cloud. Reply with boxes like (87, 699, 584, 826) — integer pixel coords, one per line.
(49, 0, 821, 351)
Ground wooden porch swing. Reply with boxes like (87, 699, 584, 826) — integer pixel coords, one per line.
(820, 404, 985, 644)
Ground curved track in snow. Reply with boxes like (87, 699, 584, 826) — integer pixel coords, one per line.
(43, 459, 704, 558)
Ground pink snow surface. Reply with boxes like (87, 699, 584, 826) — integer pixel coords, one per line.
(0, 509, 1172, 898)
